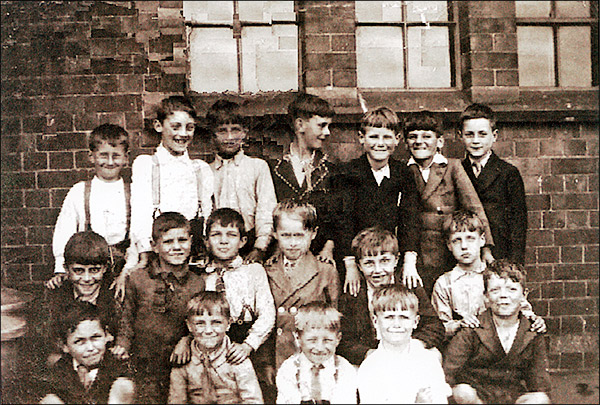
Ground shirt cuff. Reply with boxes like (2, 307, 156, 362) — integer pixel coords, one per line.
(253, 236, 270, 252)
(136, 238, 152, 254)
(54, 257, 66, 274)
(343, 256, 356, 264)
(403, 251, 418, 263)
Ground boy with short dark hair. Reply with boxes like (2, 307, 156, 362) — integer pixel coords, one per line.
(276, 302, 357, 404)
(39, 302, 134, 404)
(358, 284, 451, 404)
(443, 261, 551, 404)
(206, 99, 277, 262)
(458, 103, 527, 264)
(402, 110, 494, 295)
(168, 291, 263, 404)
(113, 212, 205, 403)
(47, 123, 134, 289)
(337, 227, 445, 366)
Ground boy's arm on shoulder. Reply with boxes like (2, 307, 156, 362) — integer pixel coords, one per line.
(192, 158, 214, 219)
(52, 182, 85, 274)
(234, 358, 264, 404)
(115, 272, 138, 350)
(321, 260, 340, 308)
(253, 158, 277, 250)
(130, 155, 155, 253)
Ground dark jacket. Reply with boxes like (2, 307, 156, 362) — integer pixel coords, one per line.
(40, 352, 132, 404)
(462, 152, 527, 264)
(443, 309, 551, 404)
(337, 155, 422, 256)
(337, 275, 445, 365)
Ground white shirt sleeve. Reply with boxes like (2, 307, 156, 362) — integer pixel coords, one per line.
(52, 182, 85, 273)
(244, 263, 276, 351)
(193, 159, 214, 220)
(276, 358, 300, 404)
(253, 159, 277, 250)
(130, 155, 154, 253)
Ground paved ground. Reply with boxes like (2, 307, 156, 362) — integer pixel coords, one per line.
(549, 370, 599, 404)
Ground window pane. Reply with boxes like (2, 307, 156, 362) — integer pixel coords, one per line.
(556, 1, 591, 17)
(183, 1, 233, 23)
(189, 28, 238, 92)
(355, 1, 403, 22)
(357, 26, 404, 88)
(238, 1, 295, 23)
(406, 1, 448, 22)
(241, 25, 298, 92)
(558, 26, 591, 86)
(515, 1, 551, 18)
(407, 27, 450, 87)
(517, 26, 554, 86)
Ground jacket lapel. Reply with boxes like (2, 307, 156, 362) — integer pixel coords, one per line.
(265, 253, 320, 307)
(274, 158, 303, 194)
(475, 152, 502, 192)
(474, 309, 507, 356)
(505, 314, 536, 360)
(421, 163, 448, 202)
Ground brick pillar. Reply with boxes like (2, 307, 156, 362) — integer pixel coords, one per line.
(461, 1, 519, 104)
(301, 1, 357, 99)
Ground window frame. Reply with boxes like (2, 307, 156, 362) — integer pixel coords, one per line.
(515, 0, 598, 88)
(354, 1, 460, 90)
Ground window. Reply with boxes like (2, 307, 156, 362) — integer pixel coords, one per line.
(355, 1, 455, 89)
(516, 1, 598, 87)
(183, 1, 298, 93)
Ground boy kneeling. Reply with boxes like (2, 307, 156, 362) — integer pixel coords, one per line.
(443, 260, 551, 404)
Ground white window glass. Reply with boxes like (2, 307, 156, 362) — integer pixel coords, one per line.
(406, 1, 448, 22)
(556, 1, 590, 18)
(356, 26, 404, 88)
(238, 1, 296, 23)
(517, 26, 554, 86)
(189, 28, 238, 93)
(183, 1, 233, 23)
(355, 1, 403, 23)
(558, 26, 591, 87)
(515, 1, 551, 18)
(407, 27, 450, 88)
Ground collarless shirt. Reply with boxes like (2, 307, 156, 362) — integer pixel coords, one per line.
(407, 153, 448, 183)
(371, 164, 390, 186)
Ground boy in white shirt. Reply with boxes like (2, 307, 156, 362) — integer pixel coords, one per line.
(358, 284, 451, 404)
(46, 123, 135, 289)
(276, 302, 358, 404)
(114, 95, 214, 299)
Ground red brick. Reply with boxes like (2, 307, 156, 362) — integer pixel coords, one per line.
(492, 33, 517, 52)
(2, 172, 35, 190)
(22, 116, 46, 133)
(305, 53, 356, 70)
(541, 176, 563, 193)
(561, 316, 585, 334)
(564, 281, 587, 297)
(564, 175, 588, 193)
(565, 140, 587, 156)
(124, 112, 143, 132)
(469, 34, 493, 52)
(75, 150, 94, 169)
(96, 76, 119, 94)
(528, 299, 549, 317)
(116, 38, 144, 55)
(526, 194, 550, 211)
(304, 16, 354, 35)
(44, 113, 74, 134)
(583, 314, 598, 331)
(587, 138, 598, 157)
(27, 226, 54, 245)
(515, 140, 539, 157)
(512, 158, 549, 176)
(554, 264, 598, 281)
(37, 169, 89, 189)
(305, 70, 331, 88)
(3, 264, 31, 284)
(527, 229, 554, 246)
(1, 245, 45, 264)
(37, 133, 87, 151)
(546, 317, 560, 335)
(51, 189, 70, 208)
(527, 211, 541, 229)
(584, 245, 598, 263)
(556, 230, 599, 246)
(1, 153, 21, 172)
(49, 151, 75, 170)
(332, 70, 356, 87)
(525, 247, 536, 263)
(525, 265, 552, 282)
(548, 353, 560, 369)
(98, 112, 126, 128)
(305, 36, 330, 53)
(537, 246, 559, 263)
(590, 211, 598, 228)
(566, 211, 589, 229)
(144, 76, 160, 92)
(118, 75, 144, 93)
(90, 38, 116, 57)
(1, 226, 26, 247)
(584, 352, 599, 369)
(540, 139, 565, 156)
(331, 34, 355, 52)
(1, 190, 23, 209)
(90, 57, 134, 75)
(471, 52, 518, 70)
(549, 298, 595, 316)
(560, 353, 583, 370)
(562, 246, 583, 263)
(542, 282, 564, 299)
(470, 18, 516, 34)
(74, 113, 100, 132)
(25, 190, 50, 208)
(160, 74, 186, 93)
(84, 95, 141, 112)
(542, 211, 565, 229)
(552, 194, 598, 210)
(471, 70, 494, 86)
(551, 158, 598, 175)
(590, 175, 598, 192)
(495, 70, 518, 86)
(469, 1, 515, 17)
(31, 263, 54, 282)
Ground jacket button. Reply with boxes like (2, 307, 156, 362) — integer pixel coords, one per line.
(277, 328, 283, 336)
(278, 307, 285, 314)
(290, 307, 297, 314)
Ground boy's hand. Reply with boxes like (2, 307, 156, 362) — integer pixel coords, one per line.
(415, 387, 432, 403)
(459, 314, 480, 329)
(45, 273, 68, 290)
(170, 335, 192, 365)
(226, 342, 252, 365)
(263, 365, 276, 385)
(110, 345, 129, 360)
(343, 260, 360, 297)
(481, 247, 495, 265)
(402, 265, 423, 290)
(111, 252, 149, 302)
(317, 240, 335, 263)
(527, 315, 547, 334)
(244, 248, 265, 264)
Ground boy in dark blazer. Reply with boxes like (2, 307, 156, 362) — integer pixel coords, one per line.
(338, 107, 422, 296)
(458, 103, 527, 264)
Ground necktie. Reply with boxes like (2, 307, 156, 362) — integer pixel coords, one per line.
(311, 364, 324, 402)
(215, 268, 226, 293)
(200, 353, 218, 403)
(77, 364, 92, 390)
(472, 161, 481, 177)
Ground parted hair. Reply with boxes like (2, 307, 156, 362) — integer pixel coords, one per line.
(402, 110, 444, 138)
(55, 301, 109, 343)
(294, 301, 342, 333)
(273, 200, 318, 232)
(88, 123, 130, 152)
(156, 95, 197, 123)
(288, 93, 334, 122)
(371, 283, 419, 315)
(205, 208, 247, 239)
(205, 99, 246, 130)
(351, 226, 399, 260)
(483, 260, 527, 294)
(64, 231, 111, 266)
(459, 103, 497, 132)
(359, 106, 402, 135)
(151, 211, 191, 242)
(186, 291, 231, 320)
(443, 209, 486, 241)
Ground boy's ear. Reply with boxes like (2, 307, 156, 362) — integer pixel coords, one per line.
(153, 119, 164, 134)
(523, 288, 530, 300)
(436, 135, 445, 151)
(293, 117, 305, 133)
(310, 227, 318, 241)
(150, 239, 158, 253)
(239, 235, 247, 249)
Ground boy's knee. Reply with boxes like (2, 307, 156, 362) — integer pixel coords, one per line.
(515, 392, 551, 404)
(452, 384, 482, 404)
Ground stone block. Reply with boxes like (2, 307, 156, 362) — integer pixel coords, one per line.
(562, 246, 584, 263)
(24, 190, 50, 208)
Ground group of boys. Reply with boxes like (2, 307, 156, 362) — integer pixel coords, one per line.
(38, 92, 551, 404)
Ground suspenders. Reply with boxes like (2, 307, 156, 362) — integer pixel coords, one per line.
(83, 179, 131, 241)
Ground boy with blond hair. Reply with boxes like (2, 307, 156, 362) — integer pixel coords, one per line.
(276, 302, 357, 404)
(169, 291, 263, 404)
(358, 284, 451, 404)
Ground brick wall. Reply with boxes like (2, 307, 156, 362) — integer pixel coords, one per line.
(1, 1, 598, 371)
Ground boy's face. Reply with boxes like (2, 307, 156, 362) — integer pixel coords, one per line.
(67, 263, 107, 299)
(359, 126, 400, 164)
(154, 111, 196, 156)
(373, 306, 419, 347)
(88, 141, 128, 182)
(484, 274, 525, 318)
(152, 227, 192, 267)
(460, 118, 497, 160)
(273, 213, 316, 261)
(447, 230, 485, 266)
(63, 319, 108, 369)
(213, 123, 247, 156)
(206, 223, 247, 263)
(358, 252, 398, 288)
(405, 130, 443, 165)
(187, 311, 230, 352)
(295, 327, 341, 366)
(295, 115, 332, 151)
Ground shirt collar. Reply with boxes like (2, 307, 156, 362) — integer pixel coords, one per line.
(298, 351, 336, 370)
(73, 287, 100, 305)
(213, 150, 245, 169)
(150, 256, 190, 282)
(450, 262, 486, 282)
(191, 335, 230, 365)
(156, 143, 191, 163)
(468, 151, 492, 169)
(371, 164, 390, 178)
(205, 255, 244, 274)
(407, 152, 447, 168)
